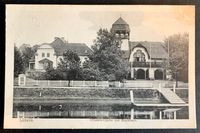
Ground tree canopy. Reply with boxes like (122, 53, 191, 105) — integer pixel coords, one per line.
(14, 45, 24, 77)
(83, 28, 130, 81)
(19, 44, 38, 70)
(164, 33, 189, 84)
(57, 50, 82, 83)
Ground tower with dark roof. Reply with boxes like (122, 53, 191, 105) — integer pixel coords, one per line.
(111, 17, 130, 51)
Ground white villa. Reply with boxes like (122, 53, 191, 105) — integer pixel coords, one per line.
(28, 37, 93, 71)
(28, 17, 169, 80)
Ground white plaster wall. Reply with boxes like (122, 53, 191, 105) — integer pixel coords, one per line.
(129, 47, 150, 62)
(120, 39, 129, 51)
(56, 55, 88, 67)
(35, 46, 56, 69)
(79, 56, 88, 65)
(56, 56, 63, 66)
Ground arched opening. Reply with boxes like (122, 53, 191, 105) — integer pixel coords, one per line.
(154, 69, 164, 80)
(137, 69, 145, 79)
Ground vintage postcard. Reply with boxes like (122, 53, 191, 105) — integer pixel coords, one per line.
(4, 5, 196, 129)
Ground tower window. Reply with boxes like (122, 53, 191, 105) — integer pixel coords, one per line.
(47, 53, 50, 57)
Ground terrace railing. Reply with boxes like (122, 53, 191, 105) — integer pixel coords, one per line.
(132, 62, 163, 67)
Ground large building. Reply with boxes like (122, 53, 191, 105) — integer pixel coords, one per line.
(29, 17, 169, 80)
(111, 17, 169, 80)
(29, 37, 93, 71)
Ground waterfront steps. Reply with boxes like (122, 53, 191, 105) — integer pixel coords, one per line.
(158, 88, 185, 104)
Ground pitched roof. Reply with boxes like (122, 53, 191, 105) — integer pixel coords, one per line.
(111, 17, 130, 32)
(129, 41, 168, 59)
(48, 38, 93, 56)
(113, 17, 129, 25)
(39, 58, 53, 63)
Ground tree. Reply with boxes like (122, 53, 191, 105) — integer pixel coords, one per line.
(19, 44, 36, 70)
(86, 28, 130, 81)
(164, 33, 189, 86)
(39, 68, 62, 80)
(14, 45, 24, 77)
(82, 59, 102, 80)
(57, 50, 82, 86)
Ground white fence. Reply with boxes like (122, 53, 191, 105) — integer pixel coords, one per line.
(24, 80, 110, 87)
(16, 75, 188, 88)
(18, 79, 156, 88)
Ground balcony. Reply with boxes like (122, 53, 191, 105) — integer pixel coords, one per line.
(132, 62, 163, 68)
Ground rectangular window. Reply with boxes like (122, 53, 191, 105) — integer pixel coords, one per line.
(42, 53, 45, 57)
(47, 53, 50, 57)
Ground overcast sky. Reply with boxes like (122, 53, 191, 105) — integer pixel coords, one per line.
(6, 5, 194, 47)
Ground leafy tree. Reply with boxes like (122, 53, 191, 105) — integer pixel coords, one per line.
(163, 33, 189, 86)
(86, 28, 130, 81)
(57, 50, 82, 86)
(19, 44, 36, 70)
(40, 68, 62, 80)
(14, 45, 24, 77)
(82, 59, 102, 80)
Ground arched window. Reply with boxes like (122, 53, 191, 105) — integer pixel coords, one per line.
(133, 50, 146, 62)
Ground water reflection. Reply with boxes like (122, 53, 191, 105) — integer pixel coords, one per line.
(13, 103, 188, 119)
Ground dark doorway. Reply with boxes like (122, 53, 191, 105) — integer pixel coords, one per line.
(154, 69, 164, 80)
(137, 69, 145, 79)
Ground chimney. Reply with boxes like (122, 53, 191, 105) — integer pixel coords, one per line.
(54, 37, 59, 40)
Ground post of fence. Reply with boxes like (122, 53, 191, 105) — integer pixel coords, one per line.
(18, 74, 26, 86)
(106, 81, 109, 87)
(174, 111, 177, 120)
(47, 80, 50, 86)
(17, 111, 20, 118)
(130, 90, 134, 104)
(37, 79, 39, 86)
(39, 105, 42, 111)
(94, 81, 97, 87)
(131, 108, 134, 120)
(159, 111, 162, 120)
(173, 83, 176, 93)
(60, 80, 61, 87)
(71, 80, 74, 87)
(39, 88, 42, 97)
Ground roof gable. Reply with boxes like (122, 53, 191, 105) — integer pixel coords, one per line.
(129, 41, 168, 59)
(113, 17, 128, 25)
(50, 38, 93, 56)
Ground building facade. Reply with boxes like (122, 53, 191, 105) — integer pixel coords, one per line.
(29, 37, 93, 71)
(111, 17, 169, 80)
(29, 17, 169, 80)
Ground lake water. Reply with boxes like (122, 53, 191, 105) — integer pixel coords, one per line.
(13, 102, 188, 119)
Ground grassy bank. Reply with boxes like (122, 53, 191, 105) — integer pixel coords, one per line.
(14, 87, 162, 99)
(14, 87, 171, 104)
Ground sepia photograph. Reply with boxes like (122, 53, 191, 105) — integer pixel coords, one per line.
(4, 5, 196, 129)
